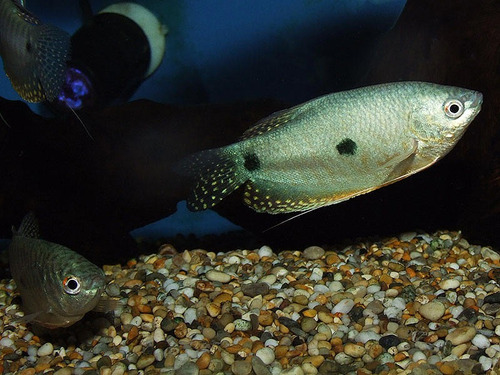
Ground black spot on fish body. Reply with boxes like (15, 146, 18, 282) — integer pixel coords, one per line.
(25, 41, 32, 53)
(336, 138, 357, 156)
(244, 153, 260, 171)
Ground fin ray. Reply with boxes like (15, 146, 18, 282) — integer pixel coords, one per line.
(177, 147, 247, 211)
(239, 106, 301, 140)
(15, 212, 40, 238)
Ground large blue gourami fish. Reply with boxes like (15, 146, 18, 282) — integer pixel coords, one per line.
(0, 0, 70, 102)
(9, 213, 107, 328)
(181, 82, 482, 214)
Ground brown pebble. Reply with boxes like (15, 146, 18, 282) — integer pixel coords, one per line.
(258, 312, 274, 327)
(303, 355, 325, 367)
(206, 303, 221, 317)
(440, 363, 456, 375)
(141, 313, 154, 322)
(19, 369, 36, 375)
(34, 363, 50, 372)
(366, 342, 383, 359)
(174, 322, 188, 338)
(127, 326, 139, 343)
(197, 352, 211, 369)
(68, 351, 83, 360)
(213, 293, 232, 305)
(123, 279, 143, 288)
(274, 345, 289, 358)
(394, 352, 407, 362)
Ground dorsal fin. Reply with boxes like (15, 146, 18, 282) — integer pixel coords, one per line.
(14, 212, 40, 239)
(239, 106, 300, 141)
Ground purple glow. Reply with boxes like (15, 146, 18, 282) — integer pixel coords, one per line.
(57, 67, 95, 110)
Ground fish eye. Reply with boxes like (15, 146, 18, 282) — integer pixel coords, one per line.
(63, 276, 82, 295)
(444, 99, 464, 118)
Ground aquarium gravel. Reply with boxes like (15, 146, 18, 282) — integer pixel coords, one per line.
(1, 231, 500, 375)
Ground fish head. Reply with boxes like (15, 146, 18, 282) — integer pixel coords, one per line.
(50, 262, 107, 318)
(408, 83, 482, 161)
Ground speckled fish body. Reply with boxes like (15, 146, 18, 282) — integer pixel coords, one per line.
(8, 213, 106, 328)
(0, 0, 70, 102)
(182, 82, 482, 213)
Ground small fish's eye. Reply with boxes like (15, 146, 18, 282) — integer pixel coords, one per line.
(444, 100, 464, 118)
(63, 276, 82, 295)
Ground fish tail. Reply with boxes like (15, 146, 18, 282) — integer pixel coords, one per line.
(34, 24, 71, 101)
(177, 145, 248, 211)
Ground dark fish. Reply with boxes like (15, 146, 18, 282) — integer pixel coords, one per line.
(180, 82, 482, 214)
(0, 0, 70, 102)
(8, 212, 106, 328)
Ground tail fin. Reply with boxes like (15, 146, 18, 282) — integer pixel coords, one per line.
(176, 146, 247, 211)
(36, 24, 71, 101)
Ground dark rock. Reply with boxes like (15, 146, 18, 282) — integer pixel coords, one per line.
(379, 334, 401, 349)
(241, 282, 270, 297)
(278, 316, 300, 329)
(484, 292, 500, 304)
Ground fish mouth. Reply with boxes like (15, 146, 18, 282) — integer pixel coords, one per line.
(471, 91, 483, 107)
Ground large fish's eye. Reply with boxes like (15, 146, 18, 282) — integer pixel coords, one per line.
(444, 99, 464, 119)
(63, 276, 82, 295)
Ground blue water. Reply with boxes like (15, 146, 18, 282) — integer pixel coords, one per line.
(0, 0, 406, 242)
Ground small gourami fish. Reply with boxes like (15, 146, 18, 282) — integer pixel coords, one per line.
(0, 0, 70, 102)
(180, 82, 482, 214)
(8, 212, 107, 328)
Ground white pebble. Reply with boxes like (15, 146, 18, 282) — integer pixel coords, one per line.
(392, 297, 406, 310)
(258, 246, 274, 258)
(113, 336, 122, 346)
(328, 281, 344, 292)
(481, 247, 500, 261)
(260, 274, 277, 285)
(480, 355, 493, 371)
(314, 284, 329, 294)
(37, 342, 54, 356)
(310, 268, 323, 282)
(256, 347, 275, 365)
(355, 331, 381, 344)
(419, 301, 445, 321)
(130, 316, 142, 326)
(332, 299, 355, 314)
(179, 287, 194, 298)
(472, 334, 491, 349)
(0, 337, 14, 348)
(153, 328, 165, 343)
(412, 351, 426, 362)
(384, 306, 403, 320)
(265, 339, 279, 347)
(439, 279, 460, 290)
(450, 305, 464, 319)
(367, 284, 381, 294)
(153, 348, 163, 362)
(206, 269, 231, 283)
(184, 307, 197, 324)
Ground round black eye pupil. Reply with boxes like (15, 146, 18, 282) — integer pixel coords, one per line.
(67, 279, 79, 290)
(450, 104, 460, 113)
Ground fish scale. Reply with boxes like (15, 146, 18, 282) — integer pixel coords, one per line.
(180, 82, 482, 214)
